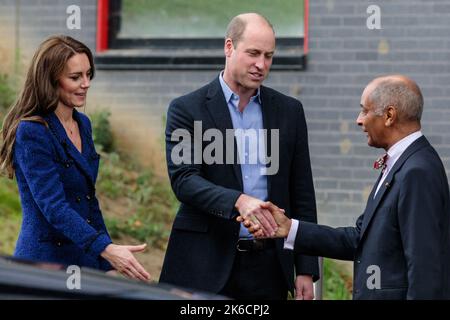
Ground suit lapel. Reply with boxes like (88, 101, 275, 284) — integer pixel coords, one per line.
(45, 111, 95, 187)
(205, 78, 243, 190)
(260, 86, 278, 199)
(360, 136, 429, 237)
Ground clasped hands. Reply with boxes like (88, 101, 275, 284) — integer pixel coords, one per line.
(235, 194, 292, 239)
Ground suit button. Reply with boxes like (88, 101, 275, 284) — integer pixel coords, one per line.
(76, 196, 81, 203)
(87, 218, 91, 224)
(86, 195, 91, 201)
(56, 242, 61, 247)
(65, 163, 70, 168)
(357, 260, 361, 264)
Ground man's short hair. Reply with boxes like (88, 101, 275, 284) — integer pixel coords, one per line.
(370, 77, 424, 122)
(225, 13, 274, 47)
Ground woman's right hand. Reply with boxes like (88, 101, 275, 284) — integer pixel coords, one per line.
(100, 243, 151, 281)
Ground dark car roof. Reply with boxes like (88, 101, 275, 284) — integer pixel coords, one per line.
(0, 256, 228, 300)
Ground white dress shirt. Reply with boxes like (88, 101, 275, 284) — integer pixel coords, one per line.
(374, 131, 423, 197)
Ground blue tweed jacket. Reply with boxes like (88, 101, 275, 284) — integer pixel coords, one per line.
(13, 110, 113, 271)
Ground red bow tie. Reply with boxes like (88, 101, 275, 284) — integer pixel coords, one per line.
(374, 153, 388, 170)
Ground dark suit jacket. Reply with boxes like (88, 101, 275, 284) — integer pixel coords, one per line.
(13, 110, 113, 271)
(160, 77, 319, 294)
(294, 136, 450, 299)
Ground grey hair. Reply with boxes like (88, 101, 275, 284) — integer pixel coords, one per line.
(225, 13, 274, 47)
(370, 78, 423, 121)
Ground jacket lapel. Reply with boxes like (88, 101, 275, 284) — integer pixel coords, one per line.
(205, 77, 243, 190)
(260, 86, 278, 199)
(45, 111, 95, 187)
(359, 136, 429, 238)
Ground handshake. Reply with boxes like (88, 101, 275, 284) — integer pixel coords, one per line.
(235, 194, 292, 239)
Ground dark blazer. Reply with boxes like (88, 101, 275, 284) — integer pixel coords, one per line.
(294, 136, 450, 299)
(160, 77, 319, 294)
(13, 110, 113, 271)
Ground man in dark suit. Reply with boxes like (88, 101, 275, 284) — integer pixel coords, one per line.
(241, 75, 450, 299)
(159, 13, 319, 299)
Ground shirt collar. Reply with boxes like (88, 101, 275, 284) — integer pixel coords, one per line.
(219, 71, 261, 106)
(386, 130, 423, 168)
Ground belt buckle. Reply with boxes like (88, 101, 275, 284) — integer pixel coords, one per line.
(236, 239, 250, 252)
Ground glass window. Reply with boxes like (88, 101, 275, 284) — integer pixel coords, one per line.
(119, 0, 304, 39)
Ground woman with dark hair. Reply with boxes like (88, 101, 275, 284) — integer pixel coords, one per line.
(0, 35, 150, 281)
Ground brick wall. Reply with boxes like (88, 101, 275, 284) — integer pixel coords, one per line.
(0, 0, 96, 61)
(1, 0, 450, 226)
(300, 0, 450, 225)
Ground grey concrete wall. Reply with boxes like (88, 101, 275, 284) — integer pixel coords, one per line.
(1, 0, 450, 226)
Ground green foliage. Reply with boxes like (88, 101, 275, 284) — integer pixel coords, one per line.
(90, 109, 115, 153)
(104, 216, 168, 247)
(0, 73, 16, 127)
(0, 72, 20, 254)
(103, 217, 121, 239)
(98, 150, 178, 249)
(88, 106, 178, 248)
(0, 214, 21, 254)
(0, 178, 21, 217)
(0, 73, 15, 112)
(97, 152, 125, 198)
(322, 258, 352, 300)
(0, 179, 22, 255)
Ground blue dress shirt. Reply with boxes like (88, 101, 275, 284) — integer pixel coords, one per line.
(219, 73, 268, 238)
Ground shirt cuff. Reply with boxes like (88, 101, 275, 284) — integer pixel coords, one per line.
(283, 219, 299, 250)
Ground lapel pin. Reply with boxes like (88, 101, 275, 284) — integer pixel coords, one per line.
(385, 182, 390, 188)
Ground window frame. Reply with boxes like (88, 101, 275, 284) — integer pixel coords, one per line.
(95, 0, 309, 71)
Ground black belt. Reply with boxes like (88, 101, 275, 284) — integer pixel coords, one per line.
(236, 239, 276, 252)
